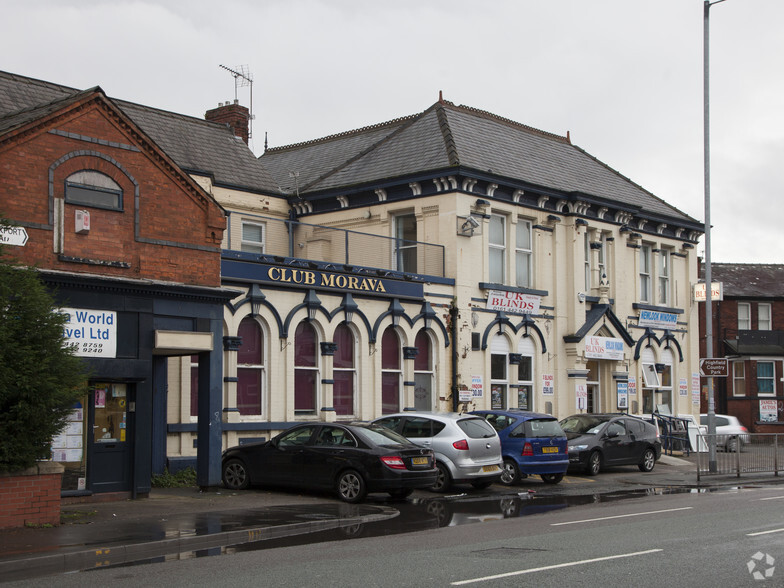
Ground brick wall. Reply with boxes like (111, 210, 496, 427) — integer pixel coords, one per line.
(0, 463, 63, 529)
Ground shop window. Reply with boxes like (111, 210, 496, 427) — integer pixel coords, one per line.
(517, 336, 535, 410)
(757, 362, 775, 396)
(732, 361, 746, 396)
(381, 327, 401, 414)
(237, 317, 264, 415)
(489, 214, 506, 283)
(759, 303, 772, 330)
(413, 329, 433, 411)
(394, 213, 417, 273)
(738, 303, 750, 330)
(241, 221, 265, 254)
(333, 324, 355, 416)
(190, 355, 199, 417)
(659, 349, 673, 414)
(515, 219, 532, 288)
(65, 170, 122, 210)
(294, 322, 318, 414)
(490, 335, 509, 409)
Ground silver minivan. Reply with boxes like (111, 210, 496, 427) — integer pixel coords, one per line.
(372, 412, 503, 492)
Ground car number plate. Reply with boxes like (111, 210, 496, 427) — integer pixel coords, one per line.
(411, 457, 428, 465)
(482, 465, 499, 473)
(542, 447, 559, 454)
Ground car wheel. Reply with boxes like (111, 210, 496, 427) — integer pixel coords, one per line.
(387, 488, 413, 500)
(638, 448, 656, 472)
(222, 458, 249, 490)
(500, 458, 521, 486)
(726, 436, 739, 453)
(541, 473, 564, 484)
(337, 469, 367, 503)
(430, 462, 452, 493)
(471, 480, 493, 490)
(586, 451, 601, 476)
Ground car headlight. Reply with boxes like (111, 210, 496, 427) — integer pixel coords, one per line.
(568, 444, 588, 452)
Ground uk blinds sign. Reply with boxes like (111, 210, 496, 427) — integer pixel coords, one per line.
(486, 290, 540, 315)
(584, 336, 624, 361)
(61, 308, 117, 358)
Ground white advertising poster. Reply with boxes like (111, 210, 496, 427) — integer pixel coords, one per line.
(542, 373, 554, 396)
(616, 381, 628, 409)
(679, 378, 688, 397)
(692, 372, 701, 406)
(628, 376, 637, 396)
(584, 336, 624, 361)
(486, 290, 540, 316)
(471, 375, 483, 398)
(61, 307, 117, 358)
(760, 400, 778, 423)
(576, 383, 587, 411)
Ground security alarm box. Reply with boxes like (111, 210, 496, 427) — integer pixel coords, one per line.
(75, 210, 90, 233)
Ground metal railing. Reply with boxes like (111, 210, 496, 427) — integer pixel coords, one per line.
(648, 413, 692, 456)
(227, 212, 446, 278)
(696, 433, 784, 482)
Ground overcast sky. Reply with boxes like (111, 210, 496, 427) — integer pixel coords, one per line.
(3, 0, 782, 264)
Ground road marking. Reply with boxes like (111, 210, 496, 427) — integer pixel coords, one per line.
(550, 507, 693, 526)
(561, 476, 595, 484)
(758, 496, 784, 501)
(451, 549, 663, 585)
(748, 528, 784, 537)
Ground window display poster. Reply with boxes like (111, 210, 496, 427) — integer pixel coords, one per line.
(692, 372, 701, 406)
(628, 376, 637, 396)
(679, 378, 688, 397)
(760, 400, 777, 423)
(576, 383, 587, 411)
(617, 381, 628, 409)
(471, 375, 483, 398)
(542, 373, 554, 396)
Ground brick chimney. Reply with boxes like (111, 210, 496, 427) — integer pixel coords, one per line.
(205, 100, 250, 144)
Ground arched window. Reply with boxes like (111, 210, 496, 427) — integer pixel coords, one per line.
(381, 327, 401, 414)
(237, 317, 264, 415)
(65, 170, 122, 210)
(295, 322, 318, 414)
(491, 335, 510, 409)
(413, 330, 433, 411)
(660, 348, 674, 414)
(333, 324, 355, 416)
(517, 337, 535, 410)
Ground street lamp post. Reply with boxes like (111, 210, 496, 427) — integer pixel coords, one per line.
(704, 0, 725, 473)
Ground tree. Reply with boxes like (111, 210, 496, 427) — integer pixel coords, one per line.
(0, 233, 88, 472)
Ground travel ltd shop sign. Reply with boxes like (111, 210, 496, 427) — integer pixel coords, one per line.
(222, 260, 425, 299)
(485, 291, 541, 315)
(61, 308, 117, 358)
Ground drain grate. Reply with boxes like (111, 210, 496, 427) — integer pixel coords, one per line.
(471, 547, 548, 558)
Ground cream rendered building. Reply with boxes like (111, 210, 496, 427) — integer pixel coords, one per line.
(165, 98, 703, 468)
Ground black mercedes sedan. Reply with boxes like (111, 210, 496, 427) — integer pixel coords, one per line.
(221, 422, 438, 503)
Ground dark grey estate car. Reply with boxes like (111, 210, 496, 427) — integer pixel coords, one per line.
(559, 413, 662, 475)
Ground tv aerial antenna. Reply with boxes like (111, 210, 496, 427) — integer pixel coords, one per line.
(219, 64, 254, 139)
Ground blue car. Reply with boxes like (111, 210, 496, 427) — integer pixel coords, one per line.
(471, 410, 569, 485)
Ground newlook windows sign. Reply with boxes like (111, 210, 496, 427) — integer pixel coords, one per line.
(486, 290, 540, 315)
(61, 308, 117, 358)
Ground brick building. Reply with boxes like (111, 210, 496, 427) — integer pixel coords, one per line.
(699, 263, 784, 431)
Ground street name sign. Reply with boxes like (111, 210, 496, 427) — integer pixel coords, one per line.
(0, 226, 28, 247)
(699, 358, 728, 377)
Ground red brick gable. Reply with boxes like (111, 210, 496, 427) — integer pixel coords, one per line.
(0, 89, 225, 287)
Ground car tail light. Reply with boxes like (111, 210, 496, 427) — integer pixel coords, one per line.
(380, 456, 407, 470)
(740, 426, 749, 432)
(522, 442, 534, 456)
(452, 439, 469, 451)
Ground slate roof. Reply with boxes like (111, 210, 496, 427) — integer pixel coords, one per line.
(0, 71, 280, 194)
(262, 100, 699, 225)
(700, 263, 784, 298)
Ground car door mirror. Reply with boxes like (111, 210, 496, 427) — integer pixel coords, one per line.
(605, 430, 619, 439)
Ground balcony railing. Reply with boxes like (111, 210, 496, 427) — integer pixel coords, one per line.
(227, 213, 446, 278)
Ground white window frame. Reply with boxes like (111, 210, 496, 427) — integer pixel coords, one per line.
(757, 361, 775, 396)
(393, 213, 417, 273)
(489, 214, 506, 284)
(738, 302, 751, 330)
(759, 303, 772, 330)
(515, 218, 532, 288)
(639, 245, 652, 303)
(241, 221, 265, 254)
(584, 232, 591, 291)
(641, 362, 660, 388)
(732, 361, 746, 397)
(490, 335, 509, 409)
(658, 249, 671, 306)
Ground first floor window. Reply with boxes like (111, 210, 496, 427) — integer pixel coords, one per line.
(489, 214, 506, 284)
(759, 303, 772, 330)
(733, 361, 746, 396)
(515, 219, 532, 288)
(738, 303, 751, 330)
(639, 245, 652, 302)
(757, 362, 775, 395)
(241, 221, 265, 254)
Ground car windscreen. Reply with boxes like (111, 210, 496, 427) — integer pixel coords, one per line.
(354, 425, 412, 447)
(524, 419, 565, 438)
(559, 415, 608, 435)
(457, 417, 497, 439)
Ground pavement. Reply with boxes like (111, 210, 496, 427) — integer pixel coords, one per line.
(2, 451, 783, 583)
